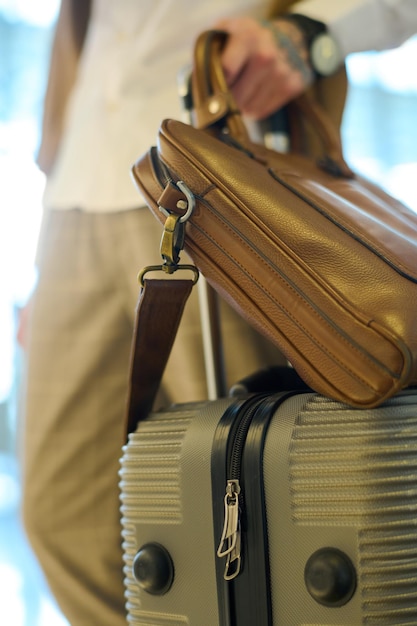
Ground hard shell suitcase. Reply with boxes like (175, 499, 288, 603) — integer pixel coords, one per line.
(119, 386, 417, 625)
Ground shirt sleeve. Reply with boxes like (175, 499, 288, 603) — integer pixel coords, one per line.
(289, 0, 417, 56)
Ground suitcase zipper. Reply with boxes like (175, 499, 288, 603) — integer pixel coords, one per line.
(217, 478, 241, 580)
(212, 392, 299, 626)
(216, 396, 267, 580)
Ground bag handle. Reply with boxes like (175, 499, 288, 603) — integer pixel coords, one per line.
(191, 30, 251, 147)
(191, 29, 353, 177)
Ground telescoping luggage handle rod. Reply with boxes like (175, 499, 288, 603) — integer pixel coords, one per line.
(177, 65, 227, 400)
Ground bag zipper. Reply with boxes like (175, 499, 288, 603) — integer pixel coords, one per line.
(150, 146, 173, 188)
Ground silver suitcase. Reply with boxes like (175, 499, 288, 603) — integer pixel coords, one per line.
(120, 387, 417, 625)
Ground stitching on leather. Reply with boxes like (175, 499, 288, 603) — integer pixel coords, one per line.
(271, 169, 417, 283)
(193, 197, 400, 396)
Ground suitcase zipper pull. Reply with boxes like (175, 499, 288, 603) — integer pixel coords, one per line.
(217, 479, 242, 580)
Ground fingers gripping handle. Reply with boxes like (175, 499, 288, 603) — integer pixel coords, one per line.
(191, 29, 353, 178)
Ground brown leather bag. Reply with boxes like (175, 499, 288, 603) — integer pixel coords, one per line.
(131, 30, 417, 409)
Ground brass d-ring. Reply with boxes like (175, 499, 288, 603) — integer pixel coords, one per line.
(138, 263, 199, 286)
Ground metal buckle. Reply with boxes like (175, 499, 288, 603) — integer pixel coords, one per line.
(138, 263, 199, 286)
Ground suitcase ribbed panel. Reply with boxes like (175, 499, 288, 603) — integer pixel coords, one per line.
(121, 391, 417, 625)
(289, 392, 417, 625)
(120, 410, 193, 626)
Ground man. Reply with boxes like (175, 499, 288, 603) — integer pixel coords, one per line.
(22, 1, 416, 624)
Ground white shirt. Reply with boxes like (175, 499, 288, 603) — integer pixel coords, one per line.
(44, 0, 417, 213)
(44, 0, 266, 212)
(293, 0, 417, 56)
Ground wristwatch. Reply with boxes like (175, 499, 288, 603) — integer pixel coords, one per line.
(282, 13, 343, 78)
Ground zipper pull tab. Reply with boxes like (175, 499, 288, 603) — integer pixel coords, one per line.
(224, 525, 241, 581)
(217, 479, 242, 580)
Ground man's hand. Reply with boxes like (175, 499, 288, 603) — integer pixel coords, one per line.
(215, 16, 313, 120)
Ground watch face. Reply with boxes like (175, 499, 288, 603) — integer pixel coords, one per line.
(311, 33, 342, 76)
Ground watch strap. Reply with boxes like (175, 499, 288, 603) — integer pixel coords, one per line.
(281, 13, 327, 48)
(279, 13, 329, 78)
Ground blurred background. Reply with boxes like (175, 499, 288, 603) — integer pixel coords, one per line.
(0, 2, 416, 624)
(1, 5, 69, 625)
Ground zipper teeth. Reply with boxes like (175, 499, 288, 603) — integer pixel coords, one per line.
(151, 147, 172, 187)
(229, 397, 266, 480)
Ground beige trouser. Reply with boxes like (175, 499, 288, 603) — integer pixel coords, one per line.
(21, 207, 285, 625)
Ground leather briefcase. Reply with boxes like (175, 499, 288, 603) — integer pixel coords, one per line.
(131, 29, 417, 409)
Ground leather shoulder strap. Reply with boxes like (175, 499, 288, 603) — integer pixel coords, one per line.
(125, 278, 194, 438)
